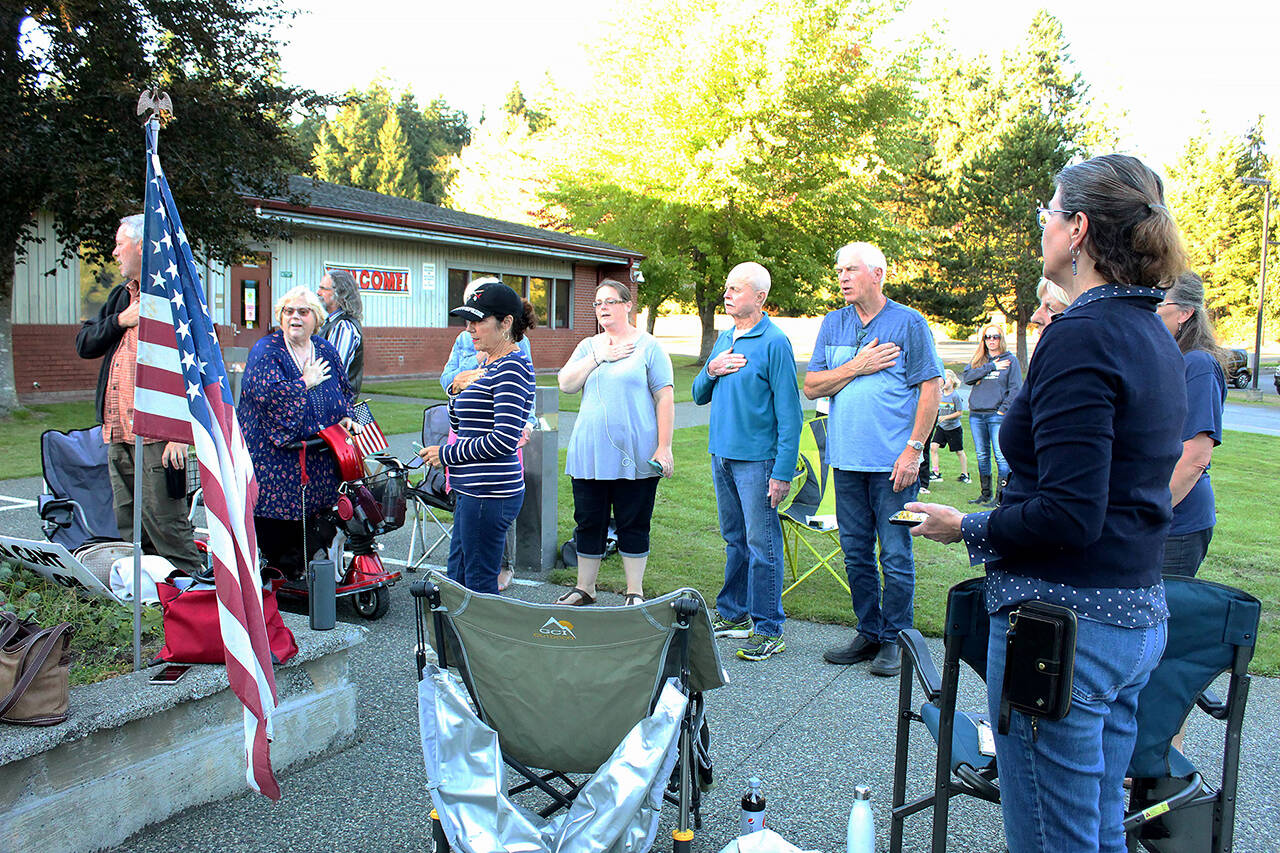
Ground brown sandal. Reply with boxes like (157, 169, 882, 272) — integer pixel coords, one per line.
(624, 593, 645, 606)
(556, 587, 595, 606)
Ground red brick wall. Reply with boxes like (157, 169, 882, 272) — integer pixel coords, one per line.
(14, 325, 99, 398)
(12, 262, 636, 401)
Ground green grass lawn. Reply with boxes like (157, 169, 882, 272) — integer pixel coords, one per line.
(365, 355, 710, 414)
(0, 401, 99, 480)
(550, 423, 1280, 675)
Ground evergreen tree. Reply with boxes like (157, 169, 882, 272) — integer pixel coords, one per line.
(902, 11, 1104, 364)
(1167, 120, 1277, 340)
(375, 109, 421, 200)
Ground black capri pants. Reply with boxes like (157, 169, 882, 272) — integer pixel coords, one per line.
(571, 477, 661, 559)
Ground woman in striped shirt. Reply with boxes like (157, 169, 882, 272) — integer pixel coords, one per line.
(419, 282, 536, 594)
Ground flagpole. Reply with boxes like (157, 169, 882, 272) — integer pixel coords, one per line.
(131, 114, 161, 671)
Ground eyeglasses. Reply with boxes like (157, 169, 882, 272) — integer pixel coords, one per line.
(281, 306, 312, 316)
(984, 334, 1002, 340)
(1036, 202, 1073, 228)
(592, 298, 627, 308)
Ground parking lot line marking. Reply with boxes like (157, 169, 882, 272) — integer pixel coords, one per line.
(0, 495, 37, 512)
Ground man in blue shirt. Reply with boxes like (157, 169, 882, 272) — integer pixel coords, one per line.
(692, 262, 803, 662)
(805, 242, 940, 676)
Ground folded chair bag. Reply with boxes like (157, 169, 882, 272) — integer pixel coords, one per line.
(0, 613, 74, 726)
(156, 580, 297, 665)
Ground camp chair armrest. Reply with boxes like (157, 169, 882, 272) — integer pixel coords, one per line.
(897, 629, 942, 702)
(1196, 688, 1229, 719)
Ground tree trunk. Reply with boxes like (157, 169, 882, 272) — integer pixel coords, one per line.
(697, 296, 717, 363)
(645, 303, 658, 334)
(0, 250, 22, 416)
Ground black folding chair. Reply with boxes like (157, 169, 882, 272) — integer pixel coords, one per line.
(889, 576, 1261, 853)
(405, 403, 454, 570)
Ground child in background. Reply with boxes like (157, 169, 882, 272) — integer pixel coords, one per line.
(930, 369, 970, 484)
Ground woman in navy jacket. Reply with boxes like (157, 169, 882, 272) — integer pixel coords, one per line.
(909, 154, 1188, 853)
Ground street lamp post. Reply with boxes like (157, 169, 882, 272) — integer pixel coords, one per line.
(1241, 176, 1272, 397)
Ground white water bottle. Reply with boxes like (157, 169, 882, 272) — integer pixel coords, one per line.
(846, 785, 874, 852)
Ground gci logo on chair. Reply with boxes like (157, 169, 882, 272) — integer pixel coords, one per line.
(538, 617, 577, 639)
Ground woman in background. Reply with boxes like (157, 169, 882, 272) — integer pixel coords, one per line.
(556, 280, 674, 606)
(1030, 277, 1071, 328)
(1156, 271, 1227, 577)
(438, 276, 534, 590)
(420, 282, 535, 594)
(241, 286, 358, 579)
(910, 153, 1188, 852)
(962, 324, 1021, 506)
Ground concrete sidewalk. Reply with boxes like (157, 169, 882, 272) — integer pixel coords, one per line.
(104, 576, 1279, 853)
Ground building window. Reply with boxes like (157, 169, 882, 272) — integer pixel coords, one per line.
(79, 250, 115, 321)
(448, 268, 500, 326)
(447, 268, 570, 329)
(553, 278, 572, 329)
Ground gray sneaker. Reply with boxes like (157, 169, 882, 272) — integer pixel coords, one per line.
(712, 611, 753, 639)
(736, 633, 786, 661)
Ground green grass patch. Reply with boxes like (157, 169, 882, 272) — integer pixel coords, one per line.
(0, 401, 99, 480)
(365, 355, 711, 414)
(0, 563, 164, 686)
(550, 423, 1280, 675)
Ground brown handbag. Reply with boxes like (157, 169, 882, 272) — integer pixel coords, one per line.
(0, 612, 74, 726)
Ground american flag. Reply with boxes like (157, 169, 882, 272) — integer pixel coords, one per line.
(134, 121, 281, 799)
(351, 401, 388, 457)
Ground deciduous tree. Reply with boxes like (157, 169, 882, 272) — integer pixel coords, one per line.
(0, 0, 322, 415)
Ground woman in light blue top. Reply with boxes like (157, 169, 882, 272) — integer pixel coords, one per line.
(556, 280, 674, 606)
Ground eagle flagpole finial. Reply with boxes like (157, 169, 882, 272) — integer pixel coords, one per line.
(136, 88, 175, 125)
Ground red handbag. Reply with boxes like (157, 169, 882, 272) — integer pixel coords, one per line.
(156, 578, 298, 665)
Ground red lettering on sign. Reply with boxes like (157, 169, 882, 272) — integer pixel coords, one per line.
(326, 266, 409, 294)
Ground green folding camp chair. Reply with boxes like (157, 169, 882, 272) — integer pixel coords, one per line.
(888, 575, 1261, 853)
(412, 574, 727, 853)
(778, 414, 848, 598)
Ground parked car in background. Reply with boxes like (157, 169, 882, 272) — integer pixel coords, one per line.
(1224, 349, 1252, 389)
(1273, 362, 1279, 395)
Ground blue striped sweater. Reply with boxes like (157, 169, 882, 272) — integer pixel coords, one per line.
(441, 351, 535, 498)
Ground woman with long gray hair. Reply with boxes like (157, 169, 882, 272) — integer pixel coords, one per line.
(317, 269, 365, 393)
(1155, 271, 1227, 576)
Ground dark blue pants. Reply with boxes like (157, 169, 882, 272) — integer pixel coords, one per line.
(447, 492, 523, 594)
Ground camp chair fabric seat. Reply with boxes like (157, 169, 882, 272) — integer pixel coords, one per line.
(39, 426, 122, 550)
(888, 576, 1261, 853)
(414, 574, 727, 853)
(920, 705, 995, 775)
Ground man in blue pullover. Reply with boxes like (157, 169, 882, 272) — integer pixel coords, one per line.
(692, 262, 803, 662)
(805, 242, 941, 677)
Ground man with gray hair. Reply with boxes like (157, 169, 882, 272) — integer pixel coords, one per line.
(75, 214, 202, 575)
(317, 269, 365, 393)
(692, 262, 803, 662)
(804, 242, 940, 676)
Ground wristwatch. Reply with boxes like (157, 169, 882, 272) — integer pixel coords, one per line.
(906, 439, 925, 452)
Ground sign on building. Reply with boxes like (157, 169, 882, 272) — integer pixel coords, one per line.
(324, 262, 411, 295)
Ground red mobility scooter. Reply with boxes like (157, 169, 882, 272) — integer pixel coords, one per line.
(277, 423, 407, 621)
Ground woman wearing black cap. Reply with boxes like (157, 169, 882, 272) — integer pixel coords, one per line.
(419, 281, 536, 593)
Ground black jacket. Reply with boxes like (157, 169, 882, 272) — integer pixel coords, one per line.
(76, 283, 132, 424)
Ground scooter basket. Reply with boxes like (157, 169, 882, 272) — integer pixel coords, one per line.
(365, 466, 407, 533)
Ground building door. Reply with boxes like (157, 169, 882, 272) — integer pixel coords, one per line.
(226, 253, 272, 350)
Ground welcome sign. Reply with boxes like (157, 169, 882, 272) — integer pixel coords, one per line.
(325, 263, 411, 295)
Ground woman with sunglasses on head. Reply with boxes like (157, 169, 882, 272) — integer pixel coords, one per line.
(240, 286, 359, 580)
(555, 280, 674, 606)
(962, 324, 1021, 506)
(907, 154, 1188, 852)
(1155, 271, 1227, 577)
(419, 282, 536, 595)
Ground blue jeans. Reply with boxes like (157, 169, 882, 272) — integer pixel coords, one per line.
(986, 609, 1167, 853)
(969, 412, 1008, 480)
(447, 492, 523, 594)
(711, 456, 785, 637)
(832, 469, 917, 643)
